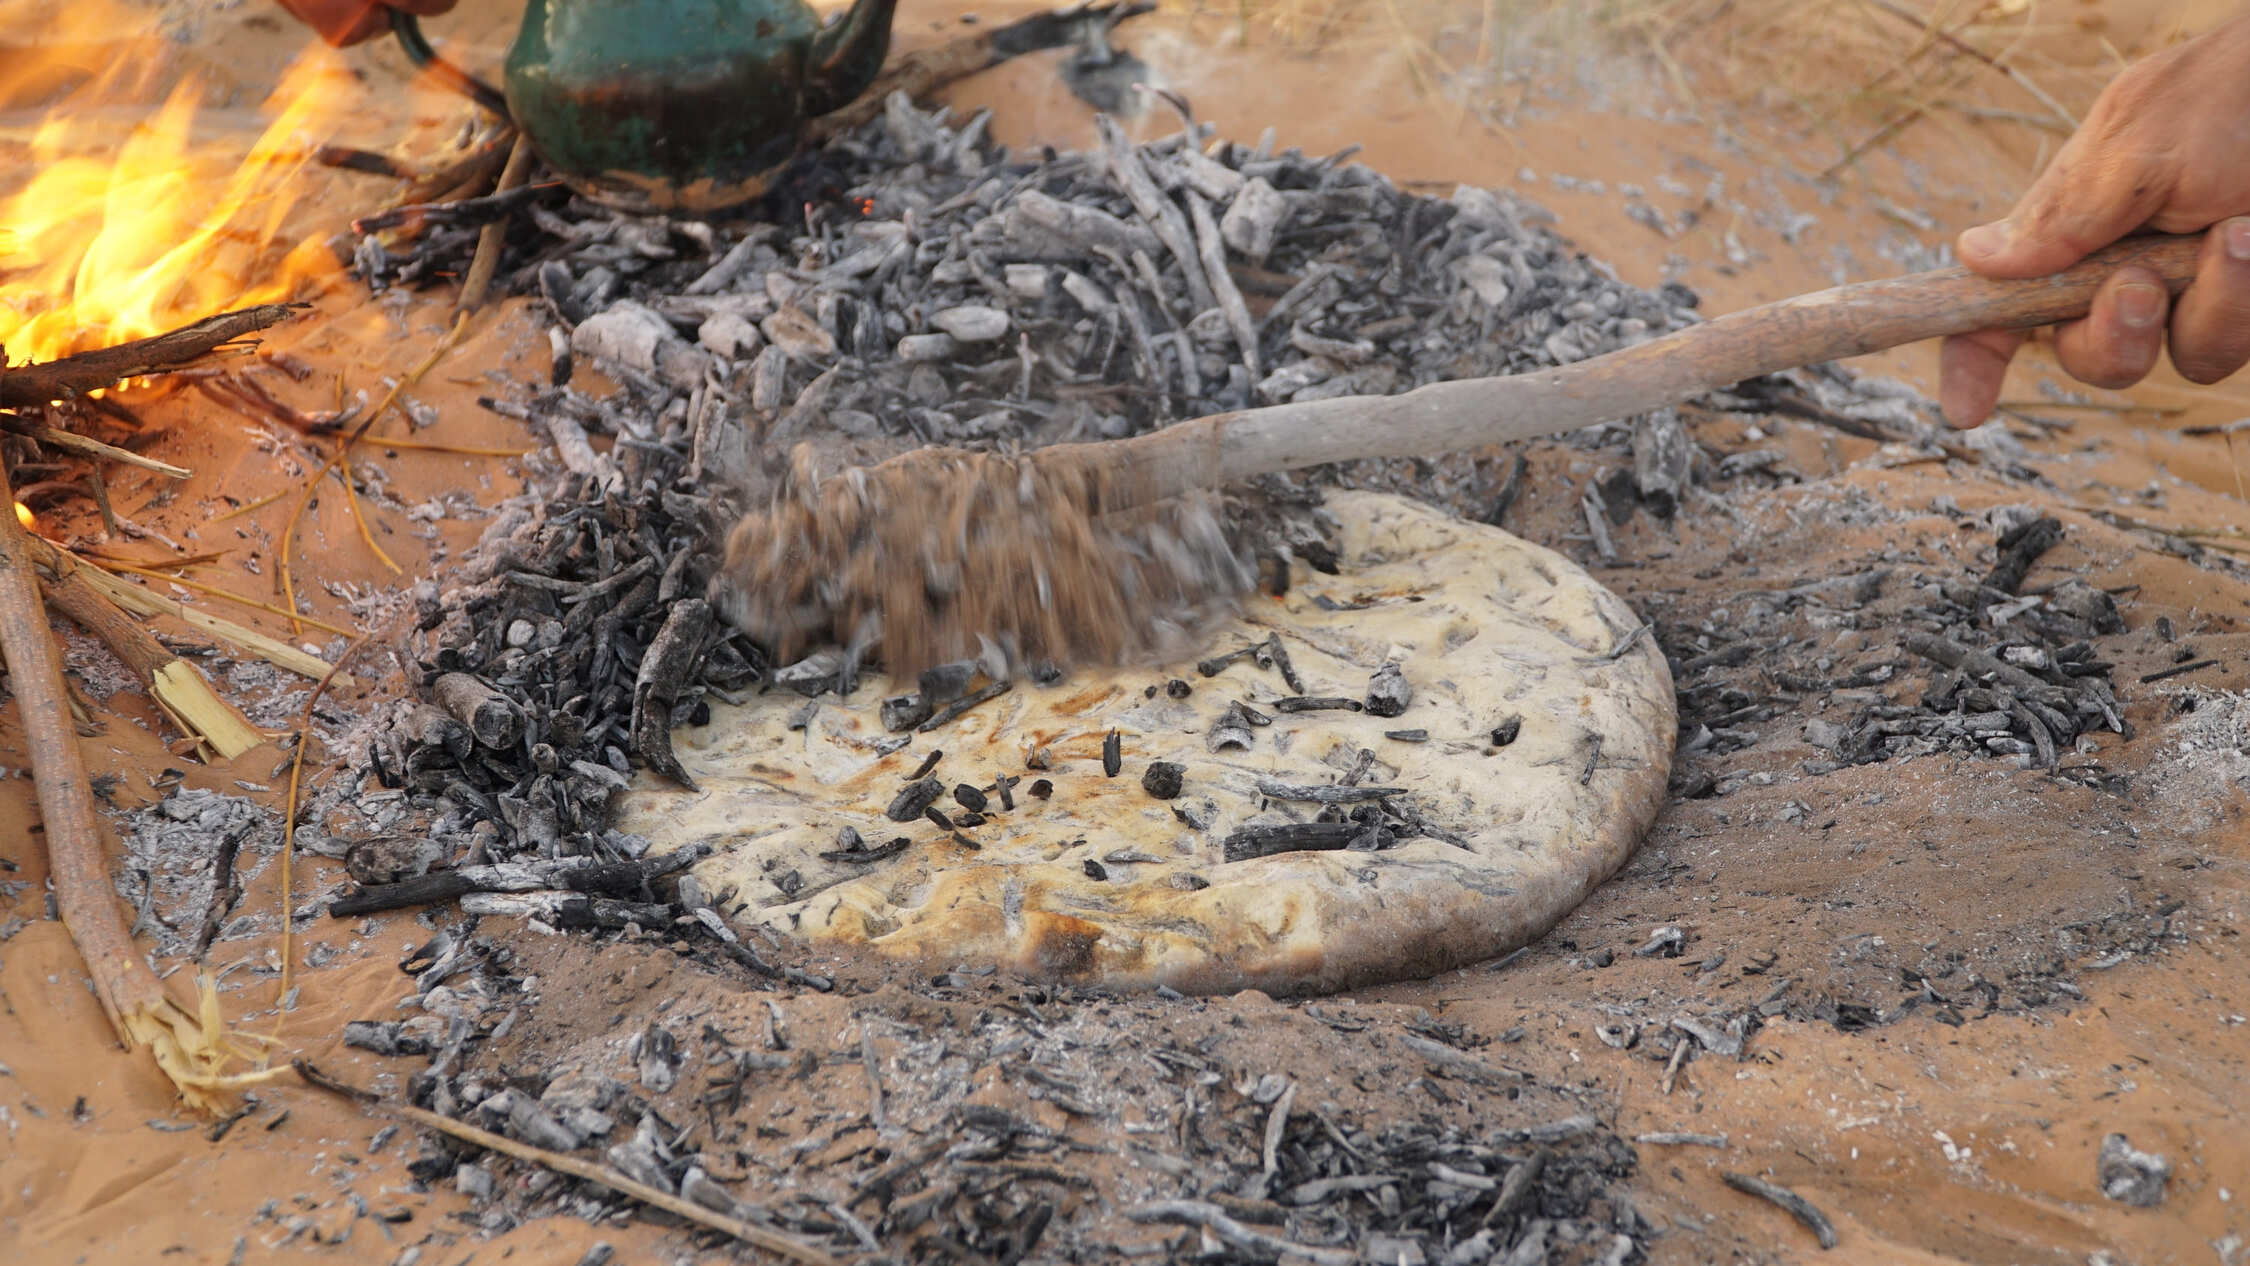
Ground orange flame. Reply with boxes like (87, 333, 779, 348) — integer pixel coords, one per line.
(12, 501, 31, 531)
(0, 18, 359, 368)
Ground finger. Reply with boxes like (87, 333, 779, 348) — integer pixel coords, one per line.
(1938, 328, 2025, 427)
(1955, 110, 2170, 280)
(2052, 266, 2170, 389)
(2167, 217, 2250, 385)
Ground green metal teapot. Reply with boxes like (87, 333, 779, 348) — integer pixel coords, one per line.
(394, 0, 898, 214)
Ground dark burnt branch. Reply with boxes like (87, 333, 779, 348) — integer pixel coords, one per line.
(0, 304, 303, 407)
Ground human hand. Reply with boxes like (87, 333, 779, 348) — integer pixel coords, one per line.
(1938, 13, 2250, 428)
(275, 0, 459, 47)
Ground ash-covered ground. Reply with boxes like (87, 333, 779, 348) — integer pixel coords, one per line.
(60, 94, 2248, 1266)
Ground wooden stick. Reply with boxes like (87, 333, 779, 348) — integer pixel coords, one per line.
(0, 305, 301, 407)
(1018, 233, 2207, 512)
(0, 456, 269, 1110)
(293, 1062, 845, 1266)
(20, 535, 358, 687)
(0, 419, 192, 479)
(98, 562, 357, 638)
(391, 128, 515, 209)
(457, 133, 538, 316)
(36, 561, 264, 760)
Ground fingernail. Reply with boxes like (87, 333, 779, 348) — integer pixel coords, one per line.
(2227, 218, 2250, 262)
(1960, 221, 2010, 260)
(2116, 281, 2164, 329)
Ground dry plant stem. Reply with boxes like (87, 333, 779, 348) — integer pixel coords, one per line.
(278, 317, 465, 628)
(0, 305, 301, 407)
(36, 561, 263, 760)
(101, 561, 356, 638)
(1862, 0, 2077, 129)
(338, 457, 401, 576)
(342, 433, 533, 457)
(293, 1062, 845, 1266)
(0, 419, 191, 479)
(21, 535, 358, 686)
(457, 133, 537, 316)
(275, 639, 366, 1029)
(0, 459, 271, 1110)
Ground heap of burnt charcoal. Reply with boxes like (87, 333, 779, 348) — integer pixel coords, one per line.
(347, 919, 1647, 1265)
(345, 96, 1734, 876)
(357, 384, 761, 870)
(1666, 510, 2132, 783)
(1888, 513, 2129, 769)
(355, 95, 1706, 465)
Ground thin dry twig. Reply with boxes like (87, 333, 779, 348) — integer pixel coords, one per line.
(1861, 0, 2077, 130)
(1722, 1171, 1839, 1249)
(0, 418, 192, 478)
(278, 318, 465, 627)
(275, 638, 368, 1027)
(337, 457, 401, 576)
(293, 1061, 845, 1266)
(35, 554, 264, 760)
(23, 534, 359, 686)
(457, 133, 537, 315)
(97, 561, 357, 638)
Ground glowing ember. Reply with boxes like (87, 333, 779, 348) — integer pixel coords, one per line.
(0, 24, 357, 368)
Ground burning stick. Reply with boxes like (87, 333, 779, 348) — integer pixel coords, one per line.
(0, 456, 278, 1110)
(0, 304, 300, 407)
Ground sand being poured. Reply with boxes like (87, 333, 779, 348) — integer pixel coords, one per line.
(714, 443, 1259, 675)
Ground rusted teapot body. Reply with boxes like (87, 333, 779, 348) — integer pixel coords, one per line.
(402, 0, 897, 214)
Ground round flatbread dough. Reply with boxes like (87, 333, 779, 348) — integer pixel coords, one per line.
(616, 491, 1675, 995)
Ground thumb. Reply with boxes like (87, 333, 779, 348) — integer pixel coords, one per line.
(1956, 148, 2166, 280)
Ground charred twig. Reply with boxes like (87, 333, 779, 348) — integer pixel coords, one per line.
(327, 844, 711, 917)
(0, 305, 301, 407)
(631, 599, 716, 787)
(292, 1061, 844, 1266)
(1222, 822, 1362, 862)
(315, 144, 412, 178)
(1256, 778, 1405, 804)
(1722, 1172, 1838, 1250)
(1125, 1201, 1353, 1266)
(352, 181, 559, 235)
(915, 679, 1013, 733)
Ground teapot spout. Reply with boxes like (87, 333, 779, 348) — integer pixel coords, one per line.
(803, 0, 900, 118)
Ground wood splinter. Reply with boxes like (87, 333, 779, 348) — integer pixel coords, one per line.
(35, 549, 263, 760)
